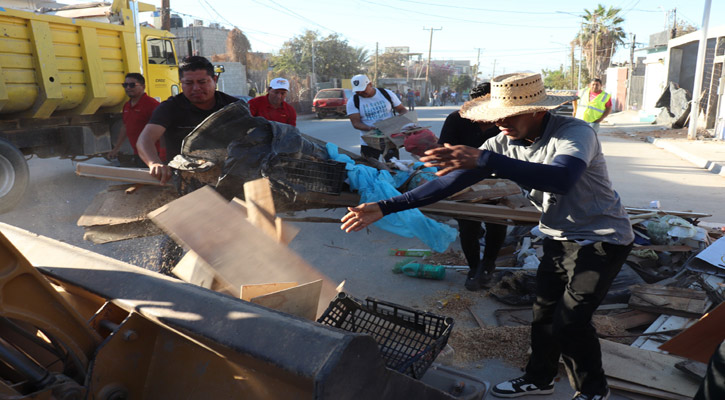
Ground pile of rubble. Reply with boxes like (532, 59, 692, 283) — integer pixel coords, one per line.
(411, 206, 725, 399)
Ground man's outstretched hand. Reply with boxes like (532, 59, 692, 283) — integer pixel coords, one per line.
(420, 143, 481, 176)
(340, 203, 384, 232)
(149, 162, 172, 185)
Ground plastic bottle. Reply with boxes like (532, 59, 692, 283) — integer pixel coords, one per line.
(400, 262, 446, 280)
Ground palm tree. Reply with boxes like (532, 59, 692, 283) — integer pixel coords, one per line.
(574, 4, 626, 81)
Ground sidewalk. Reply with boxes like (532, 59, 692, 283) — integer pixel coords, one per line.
(604, 110, 725, 178)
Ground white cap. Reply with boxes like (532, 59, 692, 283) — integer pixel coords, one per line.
(269, 77, 290, 91)
(351, 74, 371, 92)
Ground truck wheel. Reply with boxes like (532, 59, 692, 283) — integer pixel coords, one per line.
(0, 140, 29, 214)
(317, 112, 325, 119)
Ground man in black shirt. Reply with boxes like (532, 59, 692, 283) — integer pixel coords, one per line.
(138, 56, 238, 184)
(438, 82, 507, 291)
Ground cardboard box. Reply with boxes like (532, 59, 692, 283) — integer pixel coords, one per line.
(373, 111, 419, 147)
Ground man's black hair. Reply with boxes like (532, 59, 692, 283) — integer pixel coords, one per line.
(125, 72, 145, 85)
(179, 56, 214, 78)
(470, 82, 491, 99)
(591, 78, 602, 84)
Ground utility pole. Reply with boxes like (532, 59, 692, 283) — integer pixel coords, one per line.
(161, 0, 170, 30)
(570, 45, 575, 88)
(473, 48, 482, 86)
(672, 8, 677, 38)
(688, 0, 712, 140)
(577, 22, 583, 91)
(311, 41, 316, 98)
(492, 59, 496, 78)
(591, 23, 598, 79)
(626, 34, 635, 110)
(423, 27, 441, 103)
(374, 42, 379, 86)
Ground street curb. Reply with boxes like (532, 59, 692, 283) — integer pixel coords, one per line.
(647, 136, 725, 177)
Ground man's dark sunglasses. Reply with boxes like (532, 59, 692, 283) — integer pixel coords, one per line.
(121, 83, 138, 88)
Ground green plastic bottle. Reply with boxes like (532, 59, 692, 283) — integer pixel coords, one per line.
(400, 263, 446, 280)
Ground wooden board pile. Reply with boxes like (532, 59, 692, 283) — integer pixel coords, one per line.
(147, 179, 342, 320)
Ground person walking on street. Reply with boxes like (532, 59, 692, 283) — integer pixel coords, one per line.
(248, 77, 297, 126)
(346, 74, 407, 161)
(341, 72, 633, 400)
(438, 82, 507, 291)
(108, 73, 163, 167)
(406, 88, 416, 111)
(573, 78, 611, 133)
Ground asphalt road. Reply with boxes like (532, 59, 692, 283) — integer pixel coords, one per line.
(2, 105, 722, 399)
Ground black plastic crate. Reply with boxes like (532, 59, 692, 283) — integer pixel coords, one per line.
(317, 292, 454, 379)
(276, 156, 346, 195)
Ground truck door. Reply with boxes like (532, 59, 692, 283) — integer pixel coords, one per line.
(145, 37, 179, 102)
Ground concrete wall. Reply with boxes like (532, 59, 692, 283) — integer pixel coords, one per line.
(171, 25, 230, 59)
(642, 53, 667, 111)
(605, 67, 628, 112)
(215, 62, 248, 97)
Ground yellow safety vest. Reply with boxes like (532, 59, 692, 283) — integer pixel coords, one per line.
(576, 88, 610, 123)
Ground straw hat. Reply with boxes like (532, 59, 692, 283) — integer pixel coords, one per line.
(459, 73, 578, 122)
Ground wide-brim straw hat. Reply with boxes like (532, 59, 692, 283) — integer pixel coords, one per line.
(460, 73, 578, 122)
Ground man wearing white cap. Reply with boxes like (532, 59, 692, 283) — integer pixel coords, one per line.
(342, 73, 633, 400)
(346, 74, 407, 161)
(248, 77, 297, 126)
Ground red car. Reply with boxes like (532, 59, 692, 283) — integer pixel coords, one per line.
(312, 88, 353, 119)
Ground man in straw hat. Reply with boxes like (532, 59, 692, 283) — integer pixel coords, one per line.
(341, 72, 633, 400)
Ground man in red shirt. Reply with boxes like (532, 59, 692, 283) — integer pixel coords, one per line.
(108, 73, 164, 166)
(248, 77, 297, 126)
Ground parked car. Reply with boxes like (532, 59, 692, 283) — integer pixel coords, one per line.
(312, 89, 353, 119)
(234, 95, 254, 103)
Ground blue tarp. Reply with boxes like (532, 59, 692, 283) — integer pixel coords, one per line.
(327, 143, 457, 253)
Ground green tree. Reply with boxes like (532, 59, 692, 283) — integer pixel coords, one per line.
(370, 51, 407, 78)
(542, 67, 571, 90)
(428, 64, 454, 91)
(574, 4, 626, 80)
(272, 30, 363, 82)
(450, 74, 473, 93)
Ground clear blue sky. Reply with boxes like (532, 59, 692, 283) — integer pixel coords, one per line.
(144, 0, 721, 79)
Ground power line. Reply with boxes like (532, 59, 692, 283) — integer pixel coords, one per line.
(395, 0, 563, 15)
(364, 0, 572, 29)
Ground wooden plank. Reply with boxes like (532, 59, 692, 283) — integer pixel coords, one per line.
(78, 185, 178, 227)
(609, 310, 659, 330)
(629, 284, 710, 318)
(147, 186, 339, 316)
(76, 163, 170, 186)
(82, 220, 162, 244)
(633, 245, 694, 252)
(250, 280, 322, 320)
(276, 217, 300, 245)
(675, 360, 708, 381)
(240, 282, 298, 301)
(230, 198, 299, 244)
(600, 339, 698, 397)
(607, 377, 692, 400)
(625, 207, 711, 219)
(172, 251, 217, 289)
(660, 301, 725, 363)
(243, 179, 277, 239)
(448, 181, 521, 203)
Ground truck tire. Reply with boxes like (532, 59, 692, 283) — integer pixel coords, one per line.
(0, 139, 29, 214)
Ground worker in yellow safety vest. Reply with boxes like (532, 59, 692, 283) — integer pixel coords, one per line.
(572, 78, 612, 133)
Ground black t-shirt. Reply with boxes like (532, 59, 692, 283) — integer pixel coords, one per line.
(149, 91, 239, 160)
(438, 110, 500, 148)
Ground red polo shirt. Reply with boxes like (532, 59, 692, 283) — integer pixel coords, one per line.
(123, 93, 165, 161)
(248, 94, 297, 126)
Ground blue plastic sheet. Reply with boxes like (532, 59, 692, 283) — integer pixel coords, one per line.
(327, 143, 457, 252)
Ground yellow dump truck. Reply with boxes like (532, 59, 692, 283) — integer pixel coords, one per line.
(0, 0, 179, 213)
